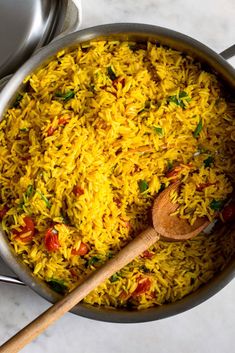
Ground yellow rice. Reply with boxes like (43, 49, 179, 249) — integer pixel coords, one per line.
(0, 40, 235, 309)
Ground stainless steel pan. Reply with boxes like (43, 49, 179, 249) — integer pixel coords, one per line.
(0, 23, 235, 323)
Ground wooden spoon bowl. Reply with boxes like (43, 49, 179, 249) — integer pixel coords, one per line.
(153, 182, 210, 241)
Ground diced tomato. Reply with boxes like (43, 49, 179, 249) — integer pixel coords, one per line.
(58, 116, 68, 125)
(131, 278, 151, 297)
(140, 250, 154, 259)
(13, 216, 35, 243)
(73, 185, 84, 197)
(196, 182, 216, 191)
(221, 202, 235, 222)
(47, 126, 55, 136)
(44, 228, 60, 251)
(71, 242, 89, 256)
(23, 216, 35, 232)
(0, 206, 8, 220)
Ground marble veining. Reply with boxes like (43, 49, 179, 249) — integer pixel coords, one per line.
(0, 0, 235, 352)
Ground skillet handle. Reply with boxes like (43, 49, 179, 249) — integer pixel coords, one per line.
(220, 44, 235, 60)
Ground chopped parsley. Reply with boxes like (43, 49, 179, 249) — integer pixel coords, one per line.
(140, 265, 150, 273)
(153, 126, 164, 137)
(37, 191, 51, 209)
(13, 93, 23, 108)
(47, 279, 67, 295)
(26, 185, 34, 198)
(138, 179, 149, 193)
(193, 118, 203, 138)
(204, 156, 214, 168)
(138, 100, 151, 114)
(18, 199, 25, 210)
(87, 256, 100, 267)
(107, 66, 117, 81)
(168, 91, 190, 109)
(19, 128, 29, 132)
(167, 160, 173, 171)
(210, 199, 224, 211)
(18, 185, 34, 210)
(110, 273, 120, 282)
(55, 90, 75, 101)
(107, 252, 114, 259)
(60, 211, 70, 225)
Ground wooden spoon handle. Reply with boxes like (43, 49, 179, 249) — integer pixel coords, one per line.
(0, 227, 159, 353)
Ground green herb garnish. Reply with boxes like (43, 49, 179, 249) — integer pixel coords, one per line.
(55, 90, 75, 102)
(60, 210, 70, 225)
(138, 100, 152, 114)
(140, 265, 150, 273)
(167, 160, 173, 171)
(19, 128, 29, 132)
(87, 256, 100, 267)
(210, 199, 224, 211)
(204, 156, 214, 168)
(110, 273, 119, 282)
(154, 126, 164, 137)
(193, 118, 203, 138)
(107, 252, 114, 259)
(18, 185, 34, 209)
(179, 91, 188, 98)
(26, 185, 34, 198)
(138, 179, 149, 193)
(47, 279, 67, 295)
(168, 91, 190, 109)
(18, 199, 25, 210)
(13, 94, 23, 108)
(107, 66, 117, 81)
(37, 191, 51, 209)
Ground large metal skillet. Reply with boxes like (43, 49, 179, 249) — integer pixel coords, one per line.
(0, 23, 234, 323)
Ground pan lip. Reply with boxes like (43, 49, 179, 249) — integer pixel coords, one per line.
(0, 22, 235, 323)
(1, 22, 235, 117)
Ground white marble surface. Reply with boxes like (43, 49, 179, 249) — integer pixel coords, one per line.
(1, 0, 235, 352)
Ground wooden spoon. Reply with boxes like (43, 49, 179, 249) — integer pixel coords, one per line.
(0, 182, 209, 353)
(153, 181, 210, 240)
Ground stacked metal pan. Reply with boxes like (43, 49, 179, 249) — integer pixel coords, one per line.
(0, 0, 81, 79)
